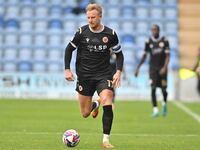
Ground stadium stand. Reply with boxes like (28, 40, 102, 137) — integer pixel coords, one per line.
(0, 0, 179, 73)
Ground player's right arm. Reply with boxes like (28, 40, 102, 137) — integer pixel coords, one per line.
(134, 41, 148, 77)
(64, 28, 81, 81)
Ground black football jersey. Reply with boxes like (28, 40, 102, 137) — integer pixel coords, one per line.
(144, 36, 170, 70)
(70, 25, 122, 79)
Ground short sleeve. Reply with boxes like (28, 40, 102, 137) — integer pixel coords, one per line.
(69, 28, 82, 48)
(110, 30, 122, 53)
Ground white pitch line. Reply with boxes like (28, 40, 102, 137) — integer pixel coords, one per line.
(0, 132, 199, 137)
(173, 101, 200, 124)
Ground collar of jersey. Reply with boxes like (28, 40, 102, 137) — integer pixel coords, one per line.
(89, 24, 104, 33)
(151, 36, 162, 42)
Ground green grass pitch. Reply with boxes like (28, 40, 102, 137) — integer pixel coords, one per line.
(0, 99, 200, 150)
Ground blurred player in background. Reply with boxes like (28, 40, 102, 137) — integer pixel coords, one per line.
(135, 24, 170, 117)
(64, 3, 124, 148)
(194, 47, 200, 95)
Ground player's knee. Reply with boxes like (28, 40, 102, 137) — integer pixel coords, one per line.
(81, 111, 90, 118)
(101, 97, 112, 106)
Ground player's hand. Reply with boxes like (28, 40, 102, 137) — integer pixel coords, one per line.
(64, 69, 74, 81)
(134, 68, 139, 77)
(112, 70, 122, 88)
(160, 67, 167, 76)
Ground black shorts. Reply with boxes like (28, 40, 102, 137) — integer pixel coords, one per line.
(150, 69, 168, 88)
(76, 78, 113, 96)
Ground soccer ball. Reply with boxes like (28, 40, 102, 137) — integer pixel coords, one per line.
(62, 129, 80, 147)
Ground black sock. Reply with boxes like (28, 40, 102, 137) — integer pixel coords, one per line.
(91, 101, 97, 112)
(151, 88, 157, 107)
(161, 88, 168, 103)
(102, 105, 113, 135)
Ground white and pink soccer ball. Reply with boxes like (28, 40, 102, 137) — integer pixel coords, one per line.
(62, 129, 80, 147)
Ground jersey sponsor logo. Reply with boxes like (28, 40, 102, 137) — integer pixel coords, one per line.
(78, 85, 83, 91)
(87, 45, 108, 52)
(152, 48, 162, 55)
(86, 38, 90, 43)
(149, 44, 153, 49)
(102, 36, 108, 43)
(159, 42, 164, 48)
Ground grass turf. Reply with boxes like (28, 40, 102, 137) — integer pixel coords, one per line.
(0, 99, 200, 150)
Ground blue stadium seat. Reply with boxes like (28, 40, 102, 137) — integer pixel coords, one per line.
(48, 35, 62, 46)
(35, 20, 47, 32)
(48, 19, 63, 33)
(35, 0, 48, 5)
(0, 16, 3, 31)
(121, 21, 135, 34)
(20, 19, 33, 32)
(0, 5, 5, 15)
(122, 6, 135, 19)
(165, 21, 178, 34)
(136, 21, 149, 34)
(5, 18, 20, 31)
(107, 0, 120, 5)
(0, 34, 3, 45)
(50, 0, 63, 5)
(122, 34, 135, 44)
(32, 61, 46, 72)
(165, 8, 177, 20)
(4, 34, 18, 46)
(21, 0, 35, 5)
(0, 61, 2, 71)
(3, 61, 17, 72)
(64, 20, 77, 33)
(150, 7, 163, 19)
(0, 47, 3, 59)
(33, 48, 46, 61)
(21, 6, 33, 18)
(48, 49, 62, 61)
(63, 6, 73, 15)
(17, 61, 32, 72)
(18, 48, 32, 60)
(19, 34, 33, 47)
(136, 7, 149, 19)
(136, 0, 150, 5)
(106, 7, 121, 19)
(34, 34, 47, 46)
(35, 6, 48, 18)
(6, 6, 19, 18)
(150, 0, 162, 5)
(47, 61, 62, 72)
(3, 47, 18, 60)
(50, 5, 63, 17)
(123, 0, 134, 5)
(136, 35, 147, 48)
(165, 0, 177, 6)
(7, 0, 19, 4)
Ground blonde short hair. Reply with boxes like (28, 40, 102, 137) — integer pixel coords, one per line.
(86, 3, 102, 17)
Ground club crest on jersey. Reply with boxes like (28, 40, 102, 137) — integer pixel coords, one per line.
(86, 38, 90, 43)
(150, 44, 153, 48)
(159, 42, 164, 48)
(102, 36, 108, 43)
(79, 85, 83, 91)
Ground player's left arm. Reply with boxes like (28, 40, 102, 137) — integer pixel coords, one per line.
(110, 31, 124, 88)
(160, 38, 170, 75)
